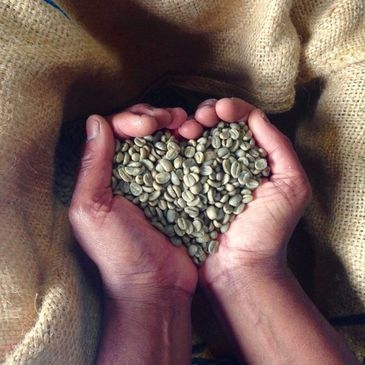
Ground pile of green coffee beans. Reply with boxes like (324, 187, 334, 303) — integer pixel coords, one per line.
(111, 121, 269, 265)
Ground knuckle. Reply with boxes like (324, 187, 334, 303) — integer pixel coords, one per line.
(88, 189, 113, 216)
(68, 201, 89, 227)
(69, 190, 112, 227)
(79, 149, 97, 175)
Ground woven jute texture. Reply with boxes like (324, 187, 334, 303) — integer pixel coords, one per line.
(0, 0, 364, 363)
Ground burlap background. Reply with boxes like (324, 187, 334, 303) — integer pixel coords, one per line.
(0, 0, 364, 363)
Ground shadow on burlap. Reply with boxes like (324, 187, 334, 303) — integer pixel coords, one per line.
(1, 0, 364, 364)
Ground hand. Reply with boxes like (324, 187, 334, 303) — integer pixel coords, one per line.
(190, 102, 357, 365)
(69, 105, 208, 365)
(69, 106, 198, 302)
(199, 106, 312, 291)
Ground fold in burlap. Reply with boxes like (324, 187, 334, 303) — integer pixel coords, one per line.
(0, 0, 364, 363)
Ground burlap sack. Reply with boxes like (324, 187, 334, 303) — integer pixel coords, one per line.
(0, 0, 364, 363)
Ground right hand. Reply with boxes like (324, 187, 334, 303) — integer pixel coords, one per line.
(69, 105, 199, 303)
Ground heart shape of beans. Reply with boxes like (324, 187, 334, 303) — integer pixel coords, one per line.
(111, 121, 269, 264)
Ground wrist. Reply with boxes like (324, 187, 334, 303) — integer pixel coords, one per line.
(99, 283, 193, 365)
(100, 264, 197, 304)
(103, 281, 193, 308)
(98, 282, 191, 364)
(103, 294, 192, 328)
(201, 254, 292, 299)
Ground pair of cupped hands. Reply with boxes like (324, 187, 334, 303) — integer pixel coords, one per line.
(69, 97, 311, 304)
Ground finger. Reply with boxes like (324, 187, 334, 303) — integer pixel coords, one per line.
(71, 115, 114, 210)
(127, 104, 171, 127)
(178, 118, 204, 139)
(247, 109, 305, 176)
(106, 104, 171, 138)
(166, 107, 187, 129)
(215, 97, 255, 123)
(194, 99, 219, 127)
(170, 128, 183, 140)
(106, 111, 158, 138)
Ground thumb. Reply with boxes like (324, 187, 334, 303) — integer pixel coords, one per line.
(71, 115, 115, 213)
(247, 109, 306, 177)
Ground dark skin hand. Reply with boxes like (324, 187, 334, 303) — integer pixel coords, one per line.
(69, 98, 359, 365)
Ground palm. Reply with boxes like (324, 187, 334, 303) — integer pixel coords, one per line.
(200, 133, 310, 285)
(223, 175, 303, 252)
(91, 196, 198, 293)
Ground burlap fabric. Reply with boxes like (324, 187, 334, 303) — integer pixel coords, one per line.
(0, 0, 364, 363)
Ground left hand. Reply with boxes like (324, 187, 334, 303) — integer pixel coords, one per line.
(199, 108, 312, 292)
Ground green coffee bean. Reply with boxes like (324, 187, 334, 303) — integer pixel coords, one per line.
(242, 195, 253, 203)
(171, 237, 182, 247)
(166, 149, 179, 160)
(155, 172, 170, 184)
(246, 178, 259, 190)
(188, 245, 198, 256)
(229, 194, 242, 207)
(166, 209, 176, 223)
(149, 190, 161, 201)
(255, 158, 268, 170)
(233, 203, 245, 215)
(217, 147, 230, 158)
(208, 240, 218, 254)
(182, 190, 194, 202)
(206, 206, 217, 220)
(130, 182, 142, 196)
(201, 165, 213, 176)
(184, 146, 196, 158)
(160, 159, 173, 172)
(183, 173, 197, 187)
(111, 120, 269, 264)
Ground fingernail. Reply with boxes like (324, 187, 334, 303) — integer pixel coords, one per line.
(237, 117, 248, 123)
(143, 108, 164, 121)
(259, 110, 270, 123)
(140, 103, 153, 110)
(86, 116, 100, 141)
(143, 107, 155, 116)
(200, 98, 217, 107)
